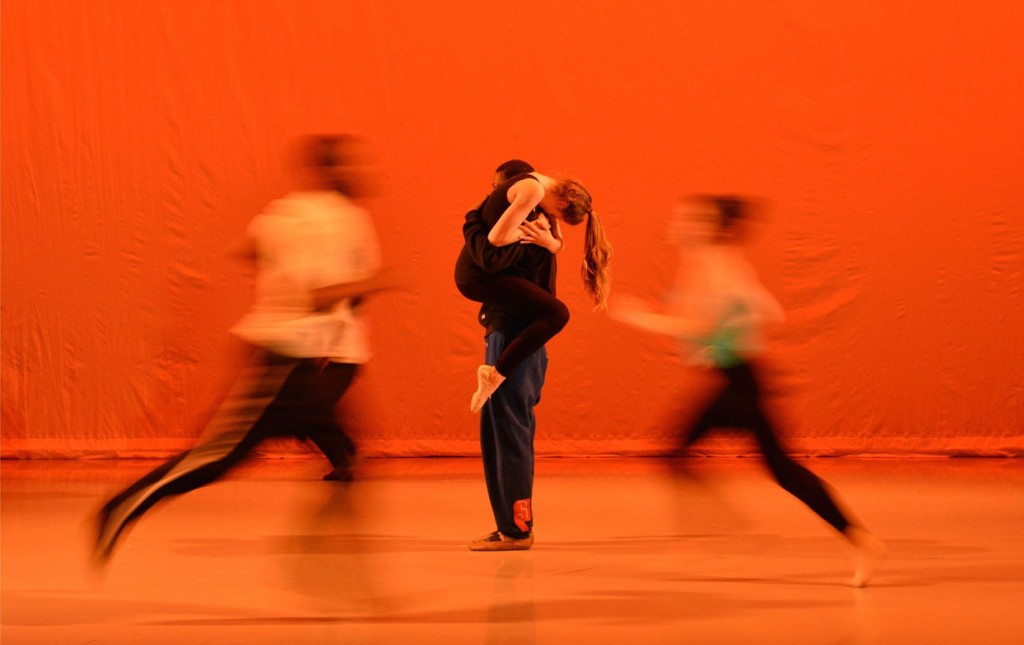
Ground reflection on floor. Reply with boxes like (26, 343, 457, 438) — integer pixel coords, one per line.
(3, 458, 1023, 644)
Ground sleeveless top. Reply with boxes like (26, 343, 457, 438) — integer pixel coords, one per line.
(454, 173, 558, 334)
(454, 173, 556, 294)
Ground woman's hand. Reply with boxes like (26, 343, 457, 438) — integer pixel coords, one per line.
(519, 214, 563, 254)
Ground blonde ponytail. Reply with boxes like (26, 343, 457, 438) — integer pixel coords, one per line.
(582, 210, 612, 310)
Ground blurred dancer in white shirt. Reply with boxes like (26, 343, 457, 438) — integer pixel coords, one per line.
(94, 135, 395, 563)
(611, 195, 883, 587)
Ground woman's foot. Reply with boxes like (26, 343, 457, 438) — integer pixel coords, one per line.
(846, 525, 886, 587)
(470, 365, 506, 413)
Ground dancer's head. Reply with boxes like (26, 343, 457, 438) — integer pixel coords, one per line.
(670, 194, 750, 246)
(493, 159, 535, 188)
(297, 134, 376, 197)
(545, 179, 613, 310)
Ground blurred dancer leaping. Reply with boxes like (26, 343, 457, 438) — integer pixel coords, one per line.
(94, 134, 397, 563)
(610, 195, 883, 587)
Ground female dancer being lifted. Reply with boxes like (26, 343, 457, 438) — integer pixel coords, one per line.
(455, 169, 612, 412)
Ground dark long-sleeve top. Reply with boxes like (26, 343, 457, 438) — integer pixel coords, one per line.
(454, 173, 557, 335)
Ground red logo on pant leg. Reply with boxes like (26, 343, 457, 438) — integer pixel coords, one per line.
(513, 498, 532, 533)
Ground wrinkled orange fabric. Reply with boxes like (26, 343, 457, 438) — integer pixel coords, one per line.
(3, 1, 1022, 458)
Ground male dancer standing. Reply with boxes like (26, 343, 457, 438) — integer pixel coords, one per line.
(459, 160, 546, 551)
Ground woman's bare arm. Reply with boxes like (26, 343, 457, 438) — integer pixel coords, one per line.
(486, 179, 545, 247)
(609, 294, 712, 337)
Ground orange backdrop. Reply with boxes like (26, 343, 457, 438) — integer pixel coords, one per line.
(3, 0, 1023, 458)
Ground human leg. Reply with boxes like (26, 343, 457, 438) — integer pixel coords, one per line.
(458, 275, 566, 411)
(94, 353, 305, 562)
(727, 362, 884, 584)
(471, 329, 547, 550)
(299, 361, 360, 480)
(723, 362, 852, 533)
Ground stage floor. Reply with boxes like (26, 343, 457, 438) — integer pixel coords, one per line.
(2, 457, 1023, 644)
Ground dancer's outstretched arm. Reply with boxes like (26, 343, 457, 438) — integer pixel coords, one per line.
(609, 294, 711, 338)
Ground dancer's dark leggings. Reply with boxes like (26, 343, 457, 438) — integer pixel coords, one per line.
(102, 357, 358, 531)
(684, 361, 851, 535)
(457, 274, 569, 377)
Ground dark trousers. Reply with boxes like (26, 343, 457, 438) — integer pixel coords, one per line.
(96, 351, 358, 558)
(480, 329, 548, 539)
(684, 361, 851, 535)
(457, 275, 568, 378)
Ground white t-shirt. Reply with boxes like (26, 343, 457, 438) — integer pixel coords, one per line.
(231, 190, 381, 363)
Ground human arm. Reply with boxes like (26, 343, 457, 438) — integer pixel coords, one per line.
(229, 202, 286, 262)
(309, 206, 399, 311)
(310, 266, 402, 311)
(463, 201, 526, 272)
(609, 294, 713, 338)
(518, 214, 564, 254)
(486, 179, 544, 246)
